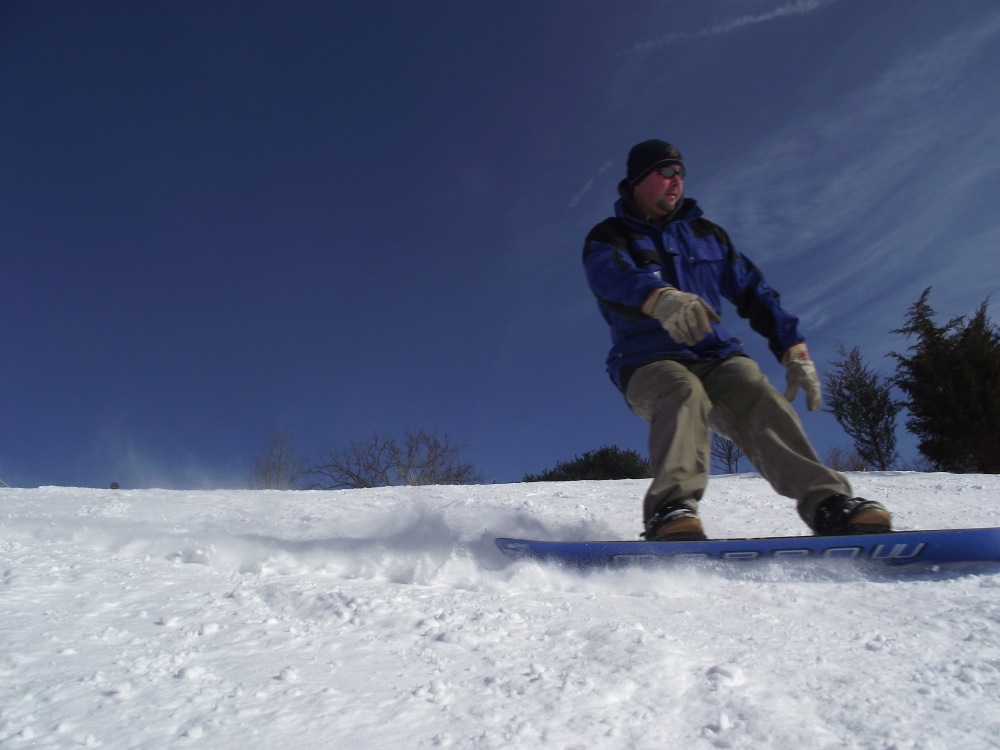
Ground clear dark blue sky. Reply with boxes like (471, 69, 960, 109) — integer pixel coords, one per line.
(3, 1, 999, 488)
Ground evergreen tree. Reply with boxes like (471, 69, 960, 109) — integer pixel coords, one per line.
(524, 445, 651, 482)
(890, 288, 1000, 473)
(823, 343, 900, 470)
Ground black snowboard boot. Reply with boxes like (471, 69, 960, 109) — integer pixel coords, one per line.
(813, 495, 892, 536)
(642, 501, 707, 541)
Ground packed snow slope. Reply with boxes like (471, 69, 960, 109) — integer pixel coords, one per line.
(3, 473, 1000, 749)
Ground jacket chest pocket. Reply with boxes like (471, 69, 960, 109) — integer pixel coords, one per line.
(673, 238, 726, 292)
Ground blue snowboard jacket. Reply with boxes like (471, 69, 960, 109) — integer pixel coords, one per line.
(583, 192, 805, 392)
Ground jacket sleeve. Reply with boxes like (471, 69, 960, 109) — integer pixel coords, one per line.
(710, 222, 804, 360)
(582, 221, 667, 320)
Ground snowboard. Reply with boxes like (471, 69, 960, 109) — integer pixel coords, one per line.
(495, 527, 1000, 570)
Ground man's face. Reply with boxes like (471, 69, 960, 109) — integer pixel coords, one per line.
(633, 165, 685, 221)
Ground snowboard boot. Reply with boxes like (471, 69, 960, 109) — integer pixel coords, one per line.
(642, 502, 707, 541)
(813, 495, 892, 536)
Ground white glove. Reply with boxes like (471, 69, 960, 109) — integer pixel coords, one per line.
(782, 343, 822, 411)
(642, 287, 721, 346)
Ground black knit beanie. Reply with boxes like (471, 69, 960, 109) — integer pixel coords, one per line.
(626, 140, 684, 187)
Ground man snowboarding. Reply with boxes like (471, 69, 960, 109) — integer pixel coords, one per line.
(582, 139, 892, 541)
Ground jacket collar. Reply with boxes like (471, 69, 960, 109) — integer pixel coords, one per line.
(614, 181, 702, 230)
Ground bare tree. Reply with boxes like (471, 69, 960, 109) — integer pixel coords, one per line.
(823, 446, 868, 472)
(711, 433, 746, 474)
(311, 429, 483, 489)
(248, 429, 309, 490)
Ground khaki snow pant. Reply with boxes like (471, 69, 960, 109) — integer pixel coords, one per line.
(624, 356, 852, 532)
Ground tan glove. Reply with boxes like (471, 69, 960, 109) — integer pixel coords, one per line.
(782, 343, 822, 411)
(642, 287, 721, 346)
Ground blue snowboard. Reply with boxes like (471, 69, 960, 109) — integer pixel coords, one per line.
(495, 527, 1000, 570)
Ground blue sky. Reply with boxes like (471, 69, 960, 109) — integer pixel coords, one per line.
(2, 0, 999, 489)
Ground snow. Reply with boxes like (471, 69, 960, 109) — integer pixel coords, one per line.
(3, 473, 1000, 749)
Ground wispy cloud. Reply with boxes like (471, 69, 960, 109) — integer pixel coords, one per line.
(702, 9, 1000, 353)
(631, 0, 837, 51)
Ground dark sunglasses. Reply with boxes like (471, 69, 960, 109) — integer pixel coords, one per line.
(655, 165, 686, 180)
